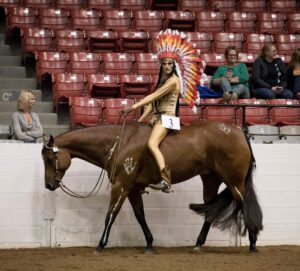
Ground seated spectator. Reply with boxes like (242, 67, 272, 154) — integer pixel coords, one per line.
(287, 48, 300, 98)
(210, 46, 250, 102)
(252, 43, 293, 99)
(11, 90, 43, 143)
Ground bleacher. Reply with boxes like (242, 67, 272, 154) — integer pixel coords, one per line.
(0, 0, 300, 143)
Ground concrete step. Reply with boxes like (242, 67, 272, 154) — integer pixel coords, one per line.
(0, 34, 5, 43)
(0, 77, 36, 89)
(0, 101, 53, 113)
(0, 66, 26, 78)
(0, 89, 42, 102)
(0, 55, 21, 66)
(43, 124, 70, 137)
(0, 112, 58, 125)
(0, 45, 10, 55)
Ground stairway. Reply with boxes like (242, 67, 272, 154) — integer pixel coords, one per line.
(0, 25, 70, 138)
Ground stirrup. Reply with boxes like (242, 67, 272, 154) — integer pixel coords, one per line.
(149, 180, 171, 193)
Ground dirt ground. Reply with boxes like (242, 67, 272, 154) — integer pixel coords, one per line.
(0, 246, 299, 271)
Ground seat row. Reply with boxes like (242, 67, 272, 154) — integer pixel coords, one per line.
(1, 0, 300, 13)
(52, 73, 157, 111)
(68, 96, 300, 129)
(23, 28, 300, 58)
(5, 6, 300, 39)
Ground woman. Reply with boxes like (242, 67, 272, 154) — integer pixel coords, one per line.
(121, 29, 202, 193)
(11, 90, 43, 143)
(287, 48, 300, 98)
(210, 46, 250, 102)
(252, 43, 293, 99)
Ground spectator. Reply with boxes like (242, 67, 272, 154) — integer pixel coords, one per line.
(210, 46, 250, 102)
(252, 43, 293, 99)
(11, 90, 43, 143)
(287, 48, 300, 98)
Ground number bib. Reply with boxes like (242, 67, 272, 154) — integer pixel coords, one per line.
(161, 114, 180, 130)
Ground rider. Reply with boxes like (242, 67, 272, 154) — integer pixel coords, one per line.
(121, 29, 204, 193)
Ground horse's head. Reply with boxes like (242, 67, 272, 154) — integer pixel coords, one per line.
(42, 135, 71, 191)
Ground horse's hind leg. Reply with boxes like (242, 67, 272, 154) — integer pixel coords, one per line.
(191, 174, 221, 250)
(128, 189, 154, 254)
(96, 181, 128, 252)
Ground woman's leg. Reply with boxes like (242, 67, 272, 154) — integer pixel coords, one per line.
(279, 89, 294, 99)
(232, 85, 250, 98)
(147, 122, 168, 171)
(219, 78, 232, 93)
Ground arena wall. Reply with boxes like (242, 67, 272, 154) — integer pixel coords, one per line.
(0, 143, 299, 249)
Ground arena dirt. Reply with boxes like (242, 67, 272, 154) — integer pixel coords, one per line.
(0, 246, 299, 271)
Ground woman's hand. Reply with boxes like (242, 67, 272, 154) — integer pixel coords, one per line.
(120, 106, 134, 116)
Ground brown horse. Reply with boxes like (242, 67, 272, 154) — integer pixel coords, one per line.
(42, 121, 263, 253)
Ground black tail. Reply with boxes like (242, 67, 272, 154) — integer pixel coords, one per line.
(190, 136, 263, 236)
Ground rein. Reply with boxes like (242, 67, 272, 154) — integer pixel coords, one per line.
(46, 114, 127, 198)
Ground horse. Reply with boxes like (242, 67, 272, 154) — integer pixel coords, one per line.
(42, 121, 263, 253)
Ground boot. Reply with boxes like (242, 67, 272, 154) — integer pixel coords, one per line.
(149, 165, 171, 193)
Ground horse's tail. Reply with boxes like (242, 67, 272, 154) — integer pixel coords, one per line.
(190, 133, 263, 236)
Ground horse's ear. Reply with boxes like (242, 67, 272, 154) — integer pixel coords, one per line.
(49, 135, 54, 146)
(43, 134, 49, 144)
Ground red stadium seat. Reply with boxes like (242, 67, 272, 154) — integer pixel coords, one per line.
(268, 99, 300, 125)
(102, 10, 132, 31)
(101, 52, 134, 75)
(70, 9, 101, 31)
(238, 53, 259, 73)
(236, 99, 269, 125)
(267, 0, 297, 13)
(151, 0, 178, 10)
(134, 53, 160, 75)
(286, 13, 300, 34)
(277, 54, 291, 65)
(179, 0, 207, 12)
(195, 11, 225, 33)
(21, 27, 53, 63)
(54, 29, 86, 53)
(212, 32, 243, 54)
(5, 6, 37, 42)
(243, 33, 274, 54)
(202, 102, 237, 124)
(52, 73, 86, 111)
(132, 10, 163, 32)
(38, 8, 70, 31)
(23, 0, 52, 9)
(85, 74, 121, 98)
(237, 0, 266, 12)
(69, 96, 102, 128)
(118, 0, 146, 10)
(163, 10, 195, 32)
(179, 98, 203, 124)
(201, 53, 226, 75)
(0, 0, 21, 8)
(102, 98, 136, 124)
(225, 12, 256, 34)
(35, 51, 68, 87)
(68, 52, 101, 74)
(207, 0, 237, 12)
(148, 30, 160, 52)
(186, 32, 212, 54)
(86, 30, 118, 53)
(256, 12, 286, 35)
(274, 34, 300, 56)
(86, 0, 116, 10)
(53, 0, 84, 10)
(119, 31, 149, 53)
(120, 74, 152, 98)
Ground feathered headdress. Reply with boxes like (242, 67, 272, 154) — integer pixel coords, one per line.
(156, 29, 205, 110)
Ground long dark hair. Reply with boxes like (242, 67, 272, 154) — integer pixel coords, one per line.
(288, 49, 300, 71)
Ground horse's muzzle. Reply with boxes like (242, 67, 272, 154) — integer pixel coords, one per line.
(46, 180, 60, 191)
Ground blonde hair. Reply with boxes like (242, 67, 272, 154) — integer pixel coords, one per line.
(17, 90, 35, 112)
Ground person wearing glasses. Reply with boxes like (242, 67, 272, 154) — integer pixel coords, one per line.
(210, 46, 250, 102)
(252, 43, 293, 99)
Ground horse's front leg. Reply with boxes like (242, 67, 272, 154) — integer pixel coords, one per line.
(96, 181, 128, 252)
(128, 189, 154, 254)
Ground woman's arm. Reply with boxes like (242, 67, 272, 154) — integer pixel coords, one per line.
(11, 112, 35, 141)
(26, 113, 43, 138)
(132, 75, 178, 110)
(211, 66, 224, 86)
(138, 104, 153, 122)
(235, 63, 249, 84)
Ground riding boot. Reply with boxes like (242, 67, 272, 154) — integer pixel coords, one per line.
(149, 165, 171, 193)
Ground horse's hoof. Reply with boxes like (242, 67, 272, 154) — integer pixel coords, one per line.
(249, 248, 258, 253)
(144, 248, 154, 255)
(94, 247, 104, 254)
(192, 246, 202, 253)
